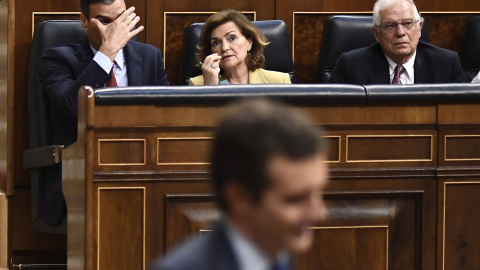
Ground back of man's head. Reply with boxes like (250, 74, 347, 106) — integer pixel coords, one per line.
(211, 98, 327, 212)
(81, 0, 118, 18)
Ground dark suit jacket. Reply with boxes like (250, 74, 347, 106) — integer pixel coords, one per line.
(39, 38, 169, 226)
(148, 222, 240, 270)
(329, 41, 468, 84)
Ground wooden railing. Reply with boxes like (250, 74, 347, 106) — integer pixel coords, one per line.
(64, 84, 480, 270)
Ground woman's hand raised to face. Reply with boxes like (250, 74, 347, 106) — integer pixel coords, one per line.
(202, 53, 222, 85)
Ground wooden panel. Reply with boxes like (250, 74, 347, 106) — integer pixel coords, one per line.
(98, 188, 145, 270)
(326, 136, 341, 163)
(98, 139, 146, 165)
(164, 194, 218, 250)
(94, 105, 437, 127)
(297, 227, 388, 270)
(157, 137, 212, 165)
(444, 135, 480, 161)
(317, 193, 421, 270)
(438, 104, 480, 123)
(439, 129, 480, 167)
(442, 182, 480, 270)
(347, 135, 433, 163)
(163, 189, 424, 270)
(420, 13, 479, 59)
(94, 105, 226, 127)
(163, 12, 255, 85)
(32, 12, 80, 36)
(276, 0, 374, 39)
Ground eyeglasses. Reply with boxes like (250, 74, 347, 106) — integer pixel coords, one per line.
(375, 20, 419, 33)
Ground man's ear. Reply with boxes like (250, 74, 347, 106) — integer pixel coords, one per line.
(80, 13, 89, 30)
(372, 26, 380, 43)
(418, 20, 423, 38)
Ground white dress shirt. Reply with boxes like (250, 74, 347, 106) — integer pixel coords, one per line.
(91, 46, 128, 87)
(224, 219, 290, 270)
(471, 72, 480, 83)
(385, 51, 416, 84)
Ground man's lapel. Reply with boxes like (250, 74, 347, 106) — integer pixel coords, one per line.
(371, 53, 391, 84)
(368, 44, 391, 84)
(124, 42, 143, 86)
(78, 37, 95, 69)
(212, 222, 241, 270)
(413, 48, 430, 83)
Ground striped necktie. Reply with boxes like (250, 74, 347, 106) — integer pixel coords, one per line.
(392, 65, 405, 84)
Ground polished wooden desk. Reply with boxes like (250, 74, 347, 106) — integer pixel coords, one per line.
(64, 84, 480, 270)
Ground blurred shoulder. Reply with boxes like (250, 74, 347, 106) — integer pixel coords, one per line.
(416, 41, 457, 57)
(148, 223, 236, 270)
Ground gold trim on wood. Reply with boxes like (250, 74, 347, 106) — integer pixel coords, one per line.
(311, 225, 388, 230)
(420, 11, 480, 15)
(97, 139, 147, 166)
(97, 187, 146, 270)
(162, 11, 256, 67)
(444, 135, 480, 161)
(156, 137, 213, 166)
(292, 12, 372, 62)
(346, 135, 433, 163)
(442, 181, 480, 270)
(32, 12, 81, 37)
(325, 135, 341, 163)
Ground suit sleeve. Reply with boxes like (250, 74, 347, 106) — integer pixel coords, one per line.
(155, 48, 170, 85)
(41, 47, 110, 119)
(328, 53, 351, 84)
(450, 52, 468, 83)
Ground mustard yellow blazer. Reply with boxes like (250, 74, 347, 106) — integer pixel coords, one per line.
(189, 68, 291, 85)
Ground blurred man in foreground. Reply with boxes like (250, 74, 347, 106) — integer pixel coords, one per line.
(149, 98, 329, 270)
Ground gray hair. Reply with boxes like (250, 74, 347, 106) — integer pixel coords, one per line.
(373, 0, 421, 26)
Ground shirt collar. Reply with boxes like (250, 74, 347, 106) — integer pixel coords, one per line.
(90, 45, 126, 70)
(223, 218, 272, 270)
(385, 51, 416, 80)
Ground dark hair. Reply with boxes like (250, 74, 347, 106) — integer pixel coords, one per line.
(211, 98, 327, 212)
(196, 10, 269, 71)
(81, 0, 119, 19)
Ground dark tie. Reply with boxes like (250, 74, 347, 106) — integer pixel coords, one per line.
(107, 65, 117, 87)
(392, 65, 405, 85)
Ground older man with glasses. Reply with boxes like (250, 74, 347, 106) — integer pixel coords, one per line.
(329, 0, 467, 85)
